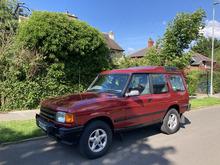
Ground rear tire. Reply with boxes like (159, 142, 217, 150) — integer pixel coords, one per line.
(161, 108, 180, 134)
(78, 120, 112, 159)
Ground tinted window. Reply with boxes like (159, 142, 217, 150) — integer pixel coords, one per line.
(152, 74, 168, 94)
(128, 74, 150, 95)
(169, 74, 185, 92)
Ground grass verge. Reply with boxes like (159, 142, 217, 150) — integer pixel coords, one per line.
(0, 119, 45, 144)
(189, 97, 220, 110)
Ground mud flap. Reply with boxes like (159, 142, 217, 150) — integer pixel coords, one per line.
(180, 114, 185, 123)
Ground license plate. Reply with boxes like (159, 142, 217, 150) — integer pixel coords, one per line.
(39, 120, 47, 131)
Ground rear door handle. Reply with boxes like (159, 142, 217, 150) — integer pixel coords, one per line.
(148, 99, 152, 102)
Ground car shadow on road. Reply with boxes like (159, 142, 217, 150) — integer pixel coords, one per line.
(180, 116, 191, 129)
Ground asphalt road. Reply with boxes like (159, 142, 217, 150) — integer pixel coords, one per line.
(1, 106, 220, 165)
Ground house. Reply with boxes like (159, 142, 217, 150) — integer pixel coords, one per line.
(127, 38, 217, 71)
(189, 53, 217, 71)
(103, 31, 124, 61)
(127, 38, 161, 58)
(103, 31, 124, 53)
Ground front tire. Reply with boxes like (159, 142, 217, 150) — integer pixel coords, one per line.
(78, 120, 112, 159)
(161, 108, 180, 134)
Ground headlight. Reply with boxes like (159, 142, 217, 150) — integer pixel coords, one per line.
(56, 111, 66, 123)
(56, 112, 74, 123)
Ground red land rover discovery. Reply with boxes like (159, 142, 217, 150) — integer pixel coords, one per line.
(36, 66, 191, 159)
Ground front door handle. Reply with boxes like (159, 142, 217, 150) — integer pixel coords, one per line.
(148, 99, 152, 102)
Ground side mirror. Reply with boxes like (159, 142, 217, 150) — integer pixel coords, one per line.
(125, 90, 140, 97)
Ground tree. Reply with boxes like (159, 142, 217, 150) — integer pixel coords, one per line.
(0, 0, 31, 110)
(157, 9, 207, 70)
(17, 11, 110, 86)
(1, 10, 111, 111)
(0, 0, 29, 82)
(144, 47, 163, 66)
(0, 0, 18, 70)
(191, 37, 220, 61)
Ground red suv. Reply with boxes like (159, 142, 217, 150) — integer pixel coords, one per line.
(36, 66, 190, 159)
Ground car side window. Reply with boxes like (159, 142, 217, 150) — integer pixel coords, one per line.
(128, 74, 150, 95)
(151, 74, 168, 94)
(169, 74, 185, 92)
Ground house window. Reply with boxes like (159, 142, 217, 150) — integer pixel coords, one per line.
(205, 63, 211, 69)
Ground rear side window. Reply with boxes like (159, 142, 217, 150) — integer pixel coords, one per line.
(169, 74, 185, 92)
(151, 74, 168, 94)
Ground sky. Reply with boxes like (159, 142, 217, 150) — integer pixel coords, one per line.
(21, 0, 220, 55)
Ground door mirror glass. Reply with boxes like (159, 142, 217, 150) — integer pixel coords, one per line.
(125, 90, 140, 97)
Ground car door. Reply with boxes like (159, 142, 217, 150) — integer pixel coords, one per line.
(149, 73, 172, 121)
(123, 73, 155, 128)
(168, 74, 189, 113)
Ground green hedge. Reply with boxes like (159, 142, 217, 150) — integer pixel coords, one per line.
(185, 70, 220, 96)
(185, 74, 199, 96)
(0, 78, 85, 111)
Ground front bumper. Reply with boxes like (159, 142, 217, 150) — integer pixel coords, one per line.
(36, 114, 84, 145)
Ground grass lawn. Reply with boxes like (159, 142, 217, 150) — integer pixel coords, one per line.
(0, 119, 45, 144)
(190, 97, 220, 110)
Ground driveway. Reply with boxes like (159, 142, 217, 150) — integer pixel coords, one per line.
(0, 106, 220, 165)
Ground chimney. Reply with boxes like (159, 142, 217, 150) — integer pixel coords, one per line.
(109, 31, 114, 40)
(148, 38, 154, 47)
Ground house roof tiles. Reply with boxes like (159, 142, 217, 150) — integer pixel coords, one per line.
(191, 53, 216, 66)
(127, 46, 161, 58)
(103, 33, 124, 51)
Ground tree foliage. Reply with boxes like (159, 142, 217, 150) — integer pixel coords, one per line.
(157, 9, 207, 70)
(1, 10, 111, 111)
(0, 0, 18, 80)
(118, 55, 148, 69)
(191, 37, 220, 61)
(17, 11, 110, 86)
(144, 47, 163, 66)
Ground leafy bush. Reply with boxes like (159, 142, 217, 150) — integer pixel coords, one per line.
(185, 74, 199, 96)
(17, 11, 110, 87)
(0, 11, 110, 111)
(0, 78, 82, 111)
(185, 70, 220, 95)
(118, 55, 148, 69)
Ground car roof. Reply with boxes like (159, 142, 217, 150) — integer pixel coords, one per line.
(100, 66, 181, 74)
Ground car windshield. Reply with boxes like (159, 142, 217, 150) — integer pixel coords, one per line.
(87, 74, 129, 95)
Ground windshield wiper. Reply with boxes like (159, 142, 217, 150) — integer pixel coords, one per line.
(87, 89, 99, 92)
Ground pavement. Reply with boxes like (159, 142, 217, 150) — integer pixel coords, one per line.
(0, 109, 39, 122)
(0, 93, 219, 122)
(189, 92, 220, 99)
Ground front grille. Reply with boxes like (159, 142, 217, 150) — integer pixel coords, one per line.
(40, 107, 56, 121)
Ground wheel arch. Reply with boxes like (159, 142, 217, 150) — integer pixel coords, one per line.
(163, 104, 180, 120)
(167, 104, 180, 113)
(84, 116, 114, 131)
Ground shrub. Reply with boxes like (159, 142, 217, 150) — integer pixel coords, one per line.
(185, 70, 220, 95)
(0, 11, 110, 111)
(185, 74, 199, 96)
